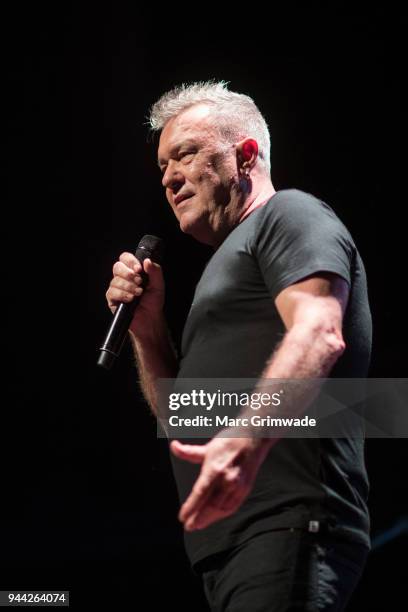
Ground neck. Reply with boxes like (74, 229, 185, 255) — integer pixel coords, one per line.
(239, 179, 276, 222)
(208, 179, 276, 249)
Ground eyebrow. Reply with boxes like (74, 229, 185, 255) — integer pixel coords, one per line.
(157, 139, 198, 168)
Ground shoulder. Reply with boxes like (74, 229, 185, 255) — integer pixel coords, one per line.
(255, 189, 352, 239)
(259, 188, 337, 221)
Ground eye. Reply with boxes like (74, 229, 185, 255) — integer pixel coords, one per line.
(179, 151, 195, 163)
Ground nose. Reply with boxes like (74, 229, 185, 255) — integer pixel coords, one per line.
(162, 161, 184, 192)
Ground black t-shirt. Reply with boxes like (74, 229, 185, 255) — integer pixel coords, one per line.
(170, 189, 372, 567)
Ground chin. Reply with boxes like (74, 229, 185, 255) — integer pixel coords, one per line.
(179, 212, 211, 245)
(178, 210, 198, 233)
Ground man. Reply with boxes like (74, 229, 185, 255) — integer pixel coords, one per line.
(106, 81, 371, 610)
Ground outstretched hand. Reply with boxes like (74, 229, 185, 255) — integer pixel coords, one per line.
(170, 434, 272, 531)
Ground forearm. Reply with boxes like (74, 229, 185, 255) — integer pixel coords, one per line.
(263, 320, 345, 380)
(242, 321, 345, 443)
(129, 315, 179, 416)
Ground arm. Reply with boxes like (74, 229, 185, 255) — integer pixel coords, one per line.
(238, 271, 348, 431)
(106, 252, 178, 416)
(129, 314, 179, 416)
(171, 272, 349, 531)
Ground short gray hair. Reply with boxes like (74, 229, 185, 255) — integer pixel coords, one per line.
(148, 80, 271, 173)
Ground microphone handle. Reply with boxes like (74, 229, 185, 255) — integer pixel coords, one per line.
(97, 246, 151, 370)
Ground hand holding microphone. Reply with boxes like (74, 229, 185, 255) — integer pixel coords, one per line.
(98, 235, 164, 369)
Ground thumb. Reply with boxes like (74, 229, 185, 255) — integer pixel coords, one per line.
(170, 440, 207, 464)
(143, 258, 164, 290)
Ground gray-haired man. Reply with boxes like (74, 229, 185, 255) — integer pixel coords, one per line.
(106, 82, 371, 611)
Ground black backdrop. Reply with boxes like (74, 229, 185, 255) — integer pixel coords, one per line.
(3, 4, 406, 610)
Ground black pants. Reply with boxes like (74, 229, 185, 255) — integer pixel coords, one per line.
(197, 528, 369, 612)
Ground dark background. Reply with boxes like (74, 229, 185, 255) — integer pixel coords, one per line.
(3, 4, 406, 610)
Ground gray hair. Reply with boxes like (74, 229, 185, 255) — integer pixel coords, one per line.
(148, 80, 271, 174)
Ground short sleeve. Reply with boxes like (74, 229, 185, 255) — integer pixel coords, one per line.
(254, 191, 354, 300)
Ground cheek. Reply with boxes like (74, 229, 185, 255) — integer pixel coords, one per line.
(166, 189, 173, 205)
(197, 167, 222, 190)
(200, 168, 233, 205)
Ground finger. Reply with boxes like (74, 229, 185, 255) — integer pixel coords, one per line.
(119, 251, 137, 265)
(106, 286, 140, 308)
(188, 504, 230, 531)
(185, 485, 229, 530)
(143, 258, 164, 291)
(191, 469, 249, 530)
(110, 276, 143, 294)
(170, 440, 206, 464)
(144, 258, 161, 271)
(112, 260, 139, 281)
(214, 487, 243, 514)
(188, 479, 238, 530)
(205, 485, 236, 514)
(191, 488, 245, 531)
(179, 471, 215, 524)
(119, 252, 141, 271)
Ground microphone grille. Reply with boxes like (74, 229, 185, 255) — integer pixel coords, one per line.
(135, 234, 164, 263)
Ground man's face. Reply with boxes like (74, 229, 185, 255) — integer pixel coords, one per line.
(157, 105, 242, 245)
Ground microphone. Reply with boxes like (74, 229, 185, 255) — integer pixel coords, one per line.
(97, 234, 164, 370)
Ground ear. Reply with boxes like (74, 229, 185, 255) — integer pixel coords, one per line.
(235, 138, 259, 176)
